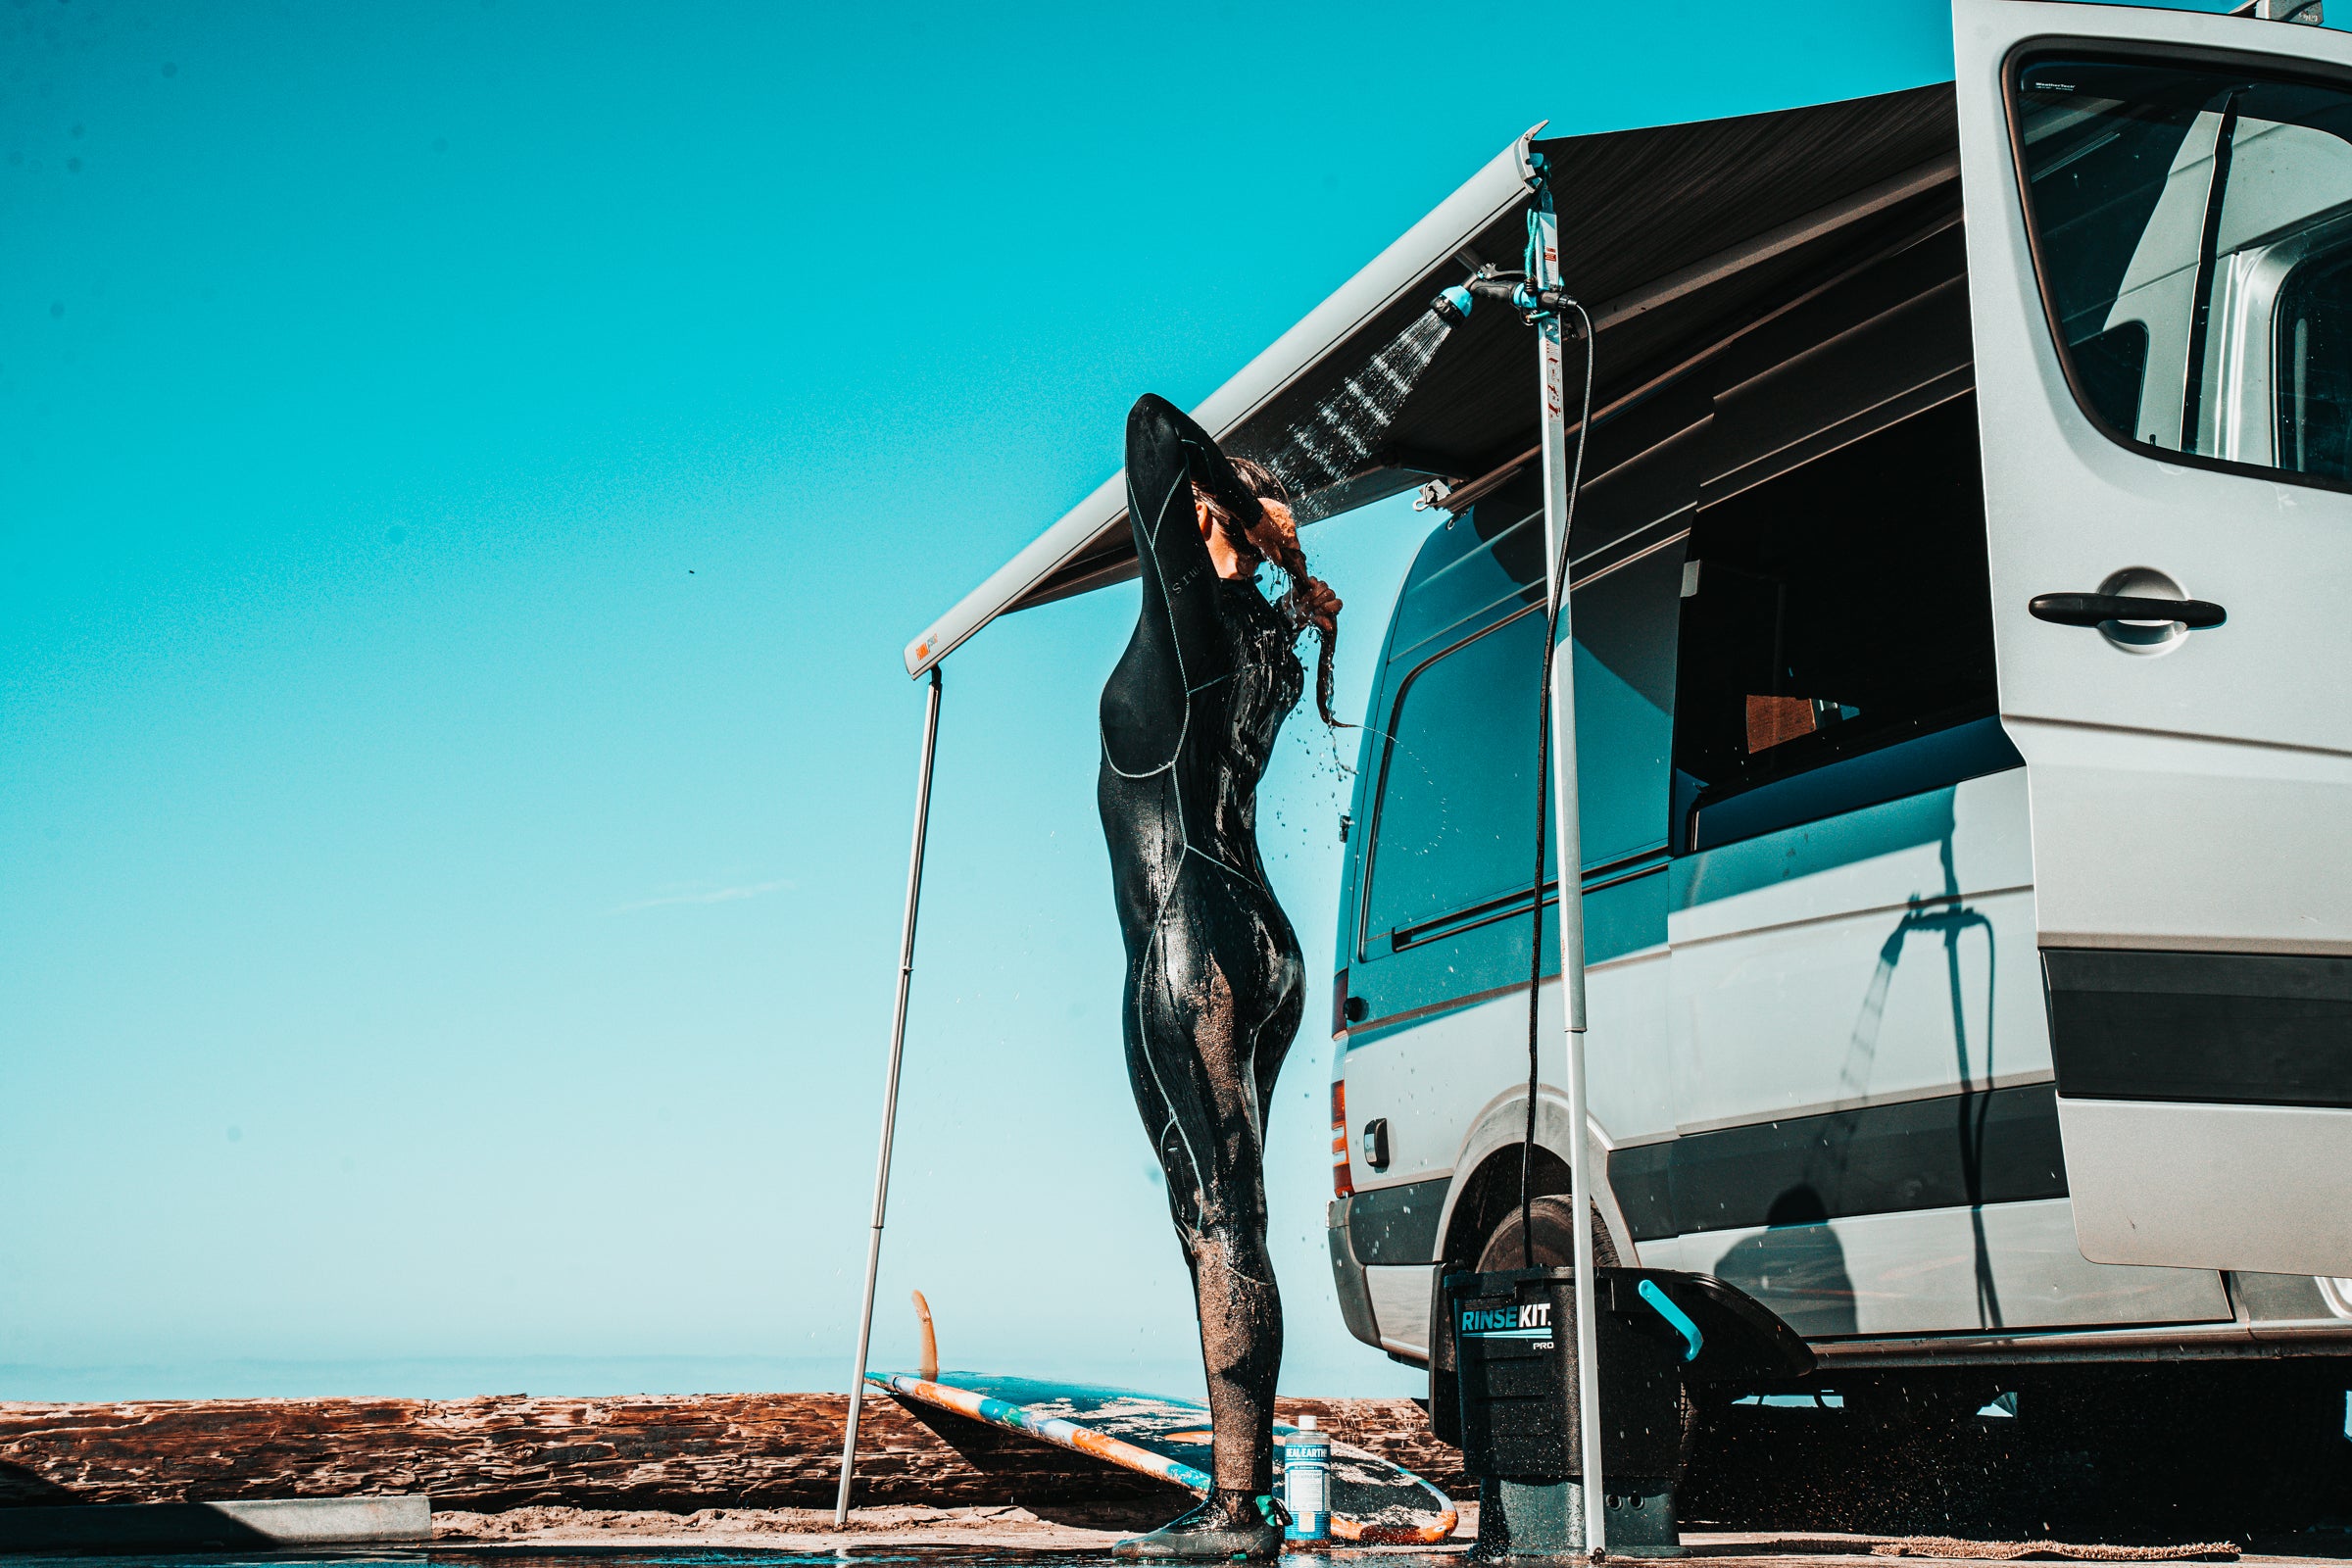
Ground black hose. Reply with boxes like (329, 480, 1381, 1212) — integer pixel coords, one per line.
(1521, 298, 1598, 1271)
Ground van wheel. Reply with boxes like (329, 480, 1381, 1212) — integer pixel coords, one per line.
(1473, 1193, 1622, 1271)
(1471, 1194, 1699, 1479)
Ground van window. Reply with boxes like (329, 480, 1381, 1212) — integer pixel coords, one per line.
(1671, 398, 1999, 846)
(1382, 485, 1545, 662)
(2012, 56, 2352, 484)
(2280, 247, 2352, 480)
(1567, 537, 1684, 868)
(1363, 612, 1546, 949)
(1361, 529, 1685, 952)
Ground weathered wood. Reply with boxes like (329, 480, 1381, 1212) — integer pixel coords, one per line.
(0, 1393, 1464, 1512)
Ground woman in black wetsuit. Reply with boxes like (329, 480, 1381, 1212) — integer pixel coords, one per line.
(1100, 395, 1342, 1561)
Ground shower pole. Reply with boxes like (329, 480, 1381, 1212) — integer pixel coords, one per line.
(1530, 167, 1606, 1559)
(834, 663, 945, 1527)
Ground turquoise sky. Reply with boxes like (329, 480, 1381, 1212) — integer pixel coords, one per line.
(0, 0, 2274, 1401)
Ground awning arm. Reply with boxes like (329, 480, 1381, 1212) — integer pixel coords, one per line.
(902, 124, 1547, 679)
(833, 665, 946, 1523)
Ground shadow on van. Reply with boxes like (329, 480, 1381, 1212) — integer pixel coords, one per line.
(1706, 1186, 1857, 1337)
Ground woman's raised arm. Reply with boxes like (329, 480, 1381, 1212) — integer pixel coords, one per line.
(1102, 396, 1253, 760)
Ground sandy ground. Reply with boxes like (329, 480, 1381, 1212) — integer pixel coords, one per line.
(433, 1500, 1158, 1550)
(427, 1503, 2352, 1565)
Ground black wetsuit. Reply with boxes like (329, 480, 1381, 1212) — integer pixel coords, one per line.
(1100, 394, 1306, 1500)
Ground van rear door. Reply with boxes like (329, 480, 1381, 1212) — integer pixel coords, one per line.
(1956, 0, 2352, 1275)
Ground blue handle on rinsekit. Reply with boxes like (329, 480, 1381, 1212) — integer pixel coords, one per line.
(1637, 1278, 1703, 1362)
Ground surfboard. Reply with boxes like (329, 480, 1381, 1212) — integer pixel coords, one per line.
(872, 1370, 1457, 1544)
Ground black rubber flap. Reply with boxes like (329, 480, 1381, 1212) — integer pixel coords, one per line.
(1435, 1266, 1815, 1476)
(1637, 1269, 1816, 1383)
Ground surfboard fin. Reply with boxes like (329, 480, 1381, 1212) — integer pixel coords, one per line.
(911, 1289, 938, 1380)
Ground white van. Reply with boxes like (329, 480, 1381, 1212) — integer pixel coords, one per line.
(1325, 0, 2352, 1404)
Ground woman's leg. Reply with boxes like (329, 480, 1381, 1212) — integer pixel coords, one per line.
(1123, 881, 1302, 1497)
(1186, 1204, 1284, 1493)
(1191, 962, 1304, 1491)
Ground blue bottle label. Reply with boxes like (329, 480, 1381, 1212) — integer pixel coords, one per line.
(1282, 1437, 1331, 1540)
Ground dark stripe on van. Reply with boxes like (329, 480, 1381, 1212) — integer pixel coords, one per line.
(1608, 1141, 1676, 1242)
(2045, 950, 2352, 1109)
(1347, 1177, 1449, 1264)
(1608, 1082, 2066, 1241)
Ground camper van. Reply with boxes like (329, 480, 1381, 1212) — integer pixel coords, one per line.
(903, 0, 2352, 1417)
(1321, 0, 2352, 1400)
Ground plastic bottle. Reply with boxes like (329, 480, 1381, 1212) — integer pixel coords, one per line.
(1282, 1413, 1331, 1542)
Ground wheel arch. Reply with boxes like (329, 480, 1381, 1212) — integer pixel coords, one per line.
(1431, 1086, 1639, 1276)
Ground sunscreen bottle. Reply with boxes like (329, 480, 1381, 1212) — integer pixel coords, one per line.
(1282, 1413, 1331, 1542)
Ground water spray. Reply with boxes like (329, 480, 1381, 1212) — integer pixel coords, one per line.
(1249, 265, 1580, 506)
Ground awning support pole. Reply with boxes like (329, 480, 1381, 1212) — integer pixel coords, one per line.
(1531, 175, 1605, 1560)
(833, 663, 945, 1528)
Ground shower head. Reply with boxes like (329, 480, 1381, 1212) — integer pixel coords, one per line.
(1433, 284, 1478, 327)
(1428, 277, 1585, 331)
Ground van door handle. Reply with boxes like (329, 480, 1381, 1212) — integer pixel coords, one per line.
(2029, 593, 2227, 630)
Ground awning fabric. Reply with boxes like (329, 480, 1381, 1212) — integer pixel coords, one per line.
(904, 81, 1957, 678)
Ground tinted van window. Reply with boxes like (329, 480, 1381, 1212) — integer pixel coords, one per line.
(2280, 246, 2352, 481)
(1382, 482, 1546, 662)
(1362, 528, 1685, 951)
(1569, 537, 1683, 869)
(2014, 56, 2352, 483)
(1364, 612, 1545, 946)
(1672, 398, 1998, 843)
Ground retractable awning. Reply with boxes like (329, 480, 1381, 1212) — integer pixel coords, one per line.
(903, 79, 1959, 678)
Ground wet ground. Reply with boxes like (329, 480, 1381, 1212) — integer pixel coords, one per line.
(0, 1538, 2347, 1568)
(6, 1369, 2348, 1565)
(1676, 1367, 2352, 1548)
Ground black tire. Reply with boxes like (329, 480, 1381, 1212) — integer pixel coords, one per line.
(1473, 1193, 1621, 1271)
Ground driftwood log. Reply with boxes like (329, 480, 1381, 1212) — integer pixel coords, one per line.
(0, 1394, 1465, 1512)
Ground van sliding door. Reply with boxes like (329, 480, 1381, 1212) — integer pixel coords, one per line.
(1956, 0, 2352, 1274)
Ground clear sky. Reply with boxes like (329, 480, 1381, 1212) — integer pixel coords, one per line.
(0, 0, 2277, 1401)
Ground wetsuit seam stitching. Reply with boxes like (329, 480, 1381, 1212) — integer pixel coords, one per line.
(1134, 873, 1209, 1219)
(1102, 468, 1195, 781)
(1183, 843, 1262, 890)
